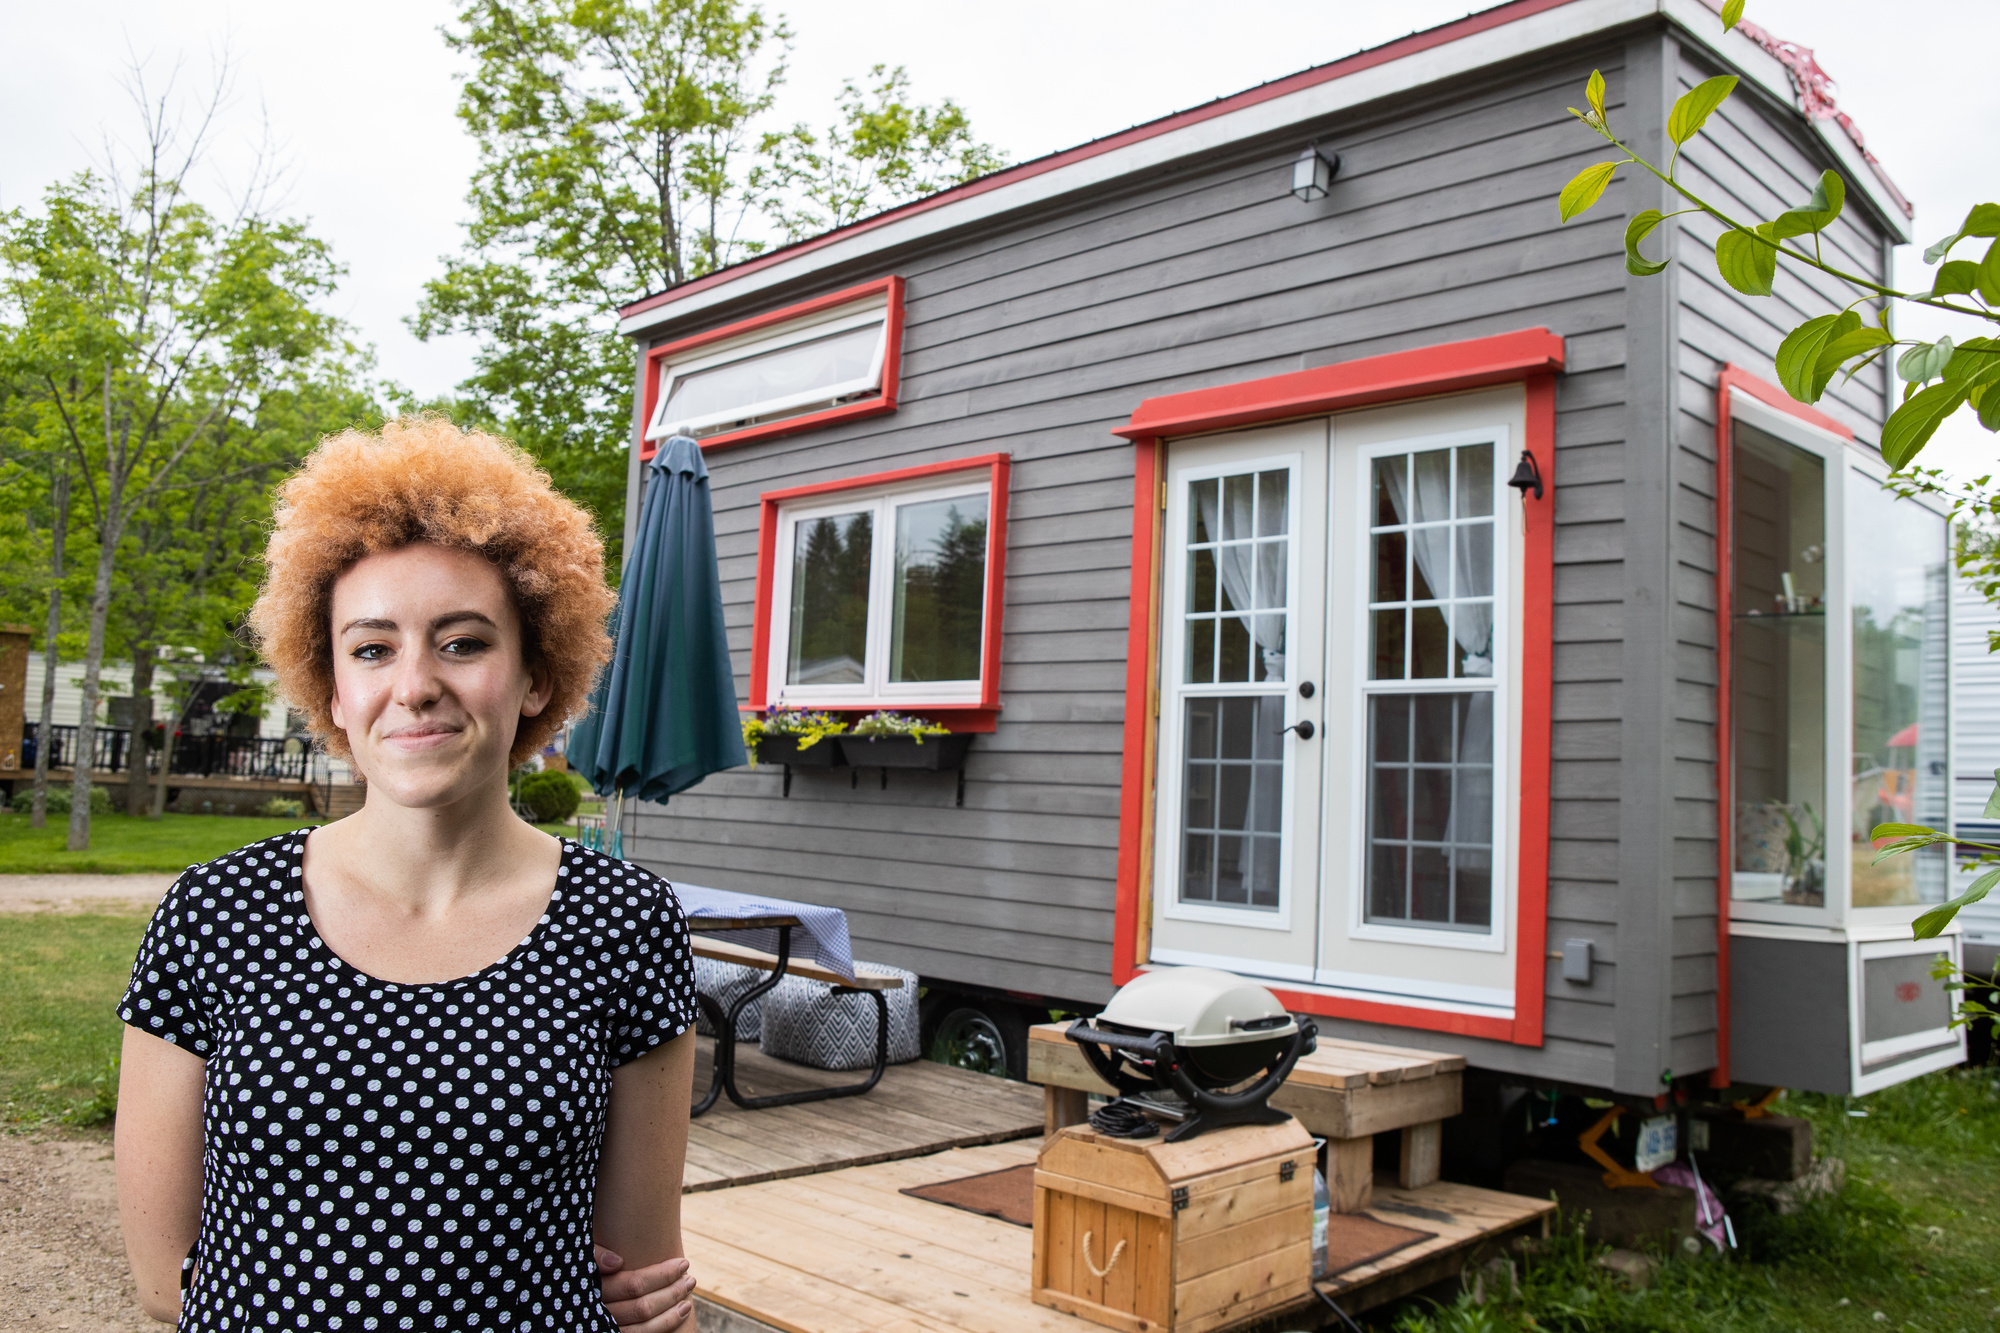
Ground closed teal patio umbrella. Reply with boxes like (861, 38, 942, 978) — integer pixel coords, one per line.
(568, 436, 746, 855)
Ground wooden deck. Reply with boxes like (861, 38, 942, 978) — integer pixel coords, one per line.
(685, 1136, 1553, 1333)
(685, 1037, 1045, 1192)
(1318, 1182, 1555, 1314)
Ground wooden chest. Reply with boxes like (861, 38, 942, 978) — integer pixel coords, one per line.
(1032, 1119, 1316, 1333)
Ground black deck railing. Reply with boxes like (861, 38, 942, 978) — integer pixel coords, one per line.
(18, 724, 312, 782)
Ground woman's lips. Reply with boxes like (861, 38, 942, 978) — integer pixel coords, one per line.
(382, 726, 463, 752)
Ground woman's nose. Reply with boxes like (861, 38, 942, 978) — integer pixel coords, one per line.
(389, 650, 444, 711)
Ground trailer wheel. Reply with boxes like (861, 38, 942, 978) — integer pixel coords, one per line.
(922, 996, 1028, 1081)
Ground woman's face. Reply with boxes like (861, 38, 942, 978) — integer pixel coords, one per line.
(328, 543, 550, 809)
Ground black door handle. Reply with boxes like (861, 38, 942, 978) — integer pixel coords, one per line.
(1278, 720, 1316, 740)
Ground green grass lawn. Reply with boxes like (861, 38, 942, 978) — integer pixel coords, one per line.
(0, 810, 322, 873)
(0, 911, 150, 1125)
(1379, 1072, 2000, 1332)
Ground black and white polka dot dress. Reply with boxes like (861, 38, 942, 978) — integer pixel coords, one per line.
(118, 833, 697, 1332)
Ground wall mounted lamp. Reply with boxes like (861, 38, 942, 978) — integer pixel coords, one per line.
(1290, 145, 1339, 201)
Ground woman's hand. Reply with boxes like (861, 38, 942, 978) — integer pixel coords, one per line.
(596, 1246, 697, 1331)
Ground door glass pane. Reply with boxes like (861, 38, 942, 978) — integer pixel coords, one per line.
(1180, 696, 1286, 910)
(1849, 478, 1949, 907)
(890, 494, 988, 683)
(1729, 424, 1827, 906)
(787, 511, 873, 685)
(1185, 468, 1291, 684)
(662, 321, 882, 431)
(1365, 692, 1493, 930)
(1369, 444, 1498, 680)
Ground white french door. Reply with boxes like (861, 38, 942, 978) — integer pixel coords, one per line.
(1150, 421, 1328, 979)
(1149, 389, 1527, 1017)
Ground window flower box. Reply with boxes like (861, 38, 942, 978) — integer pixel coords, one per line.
(753, 735, 845, 768)
(839, 732, 975, 771)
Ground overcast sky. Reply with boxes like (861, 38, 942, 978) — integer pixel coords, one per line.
(4, 0, 1996, 468)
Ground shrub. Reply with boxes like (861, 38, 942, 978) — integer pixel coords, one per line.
(256, 797, 307, 818)
(8, 784, 111, 816)
(518, 769, 580, 822)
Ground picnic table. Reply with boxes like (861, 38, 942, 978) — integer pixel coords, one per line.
(672, 883, 903, 1116)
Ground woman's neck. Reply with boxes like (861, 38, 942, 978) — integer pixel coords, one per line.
(309, 776, 558, 915)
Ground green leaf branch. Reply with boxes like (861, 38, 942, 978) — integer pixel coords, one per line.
(1559, 53, 2000, 471)
(1870, 768, 2000, 938)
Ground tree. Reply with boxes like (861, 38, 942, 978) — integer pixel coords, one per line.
(0, 393, 79, 829)
(1554, 0, 2000, 939)
(415, 0, 790, 567)
(754, 65, 1005, 244)
(0, 73, 347, 850)
(416, 5, 1004, 562)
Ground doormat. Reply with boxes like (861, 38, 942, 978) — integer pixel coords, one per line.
(1324, 1212, 1434, 1276)
(899, 1163, 1036, 1227)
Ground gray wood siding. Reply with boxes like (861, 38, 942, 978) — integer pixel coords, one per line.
(619, 25, 1869, 1092)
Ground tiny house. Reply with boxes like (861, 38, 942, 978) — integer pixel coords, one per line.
(616, 0, 1965, 1102)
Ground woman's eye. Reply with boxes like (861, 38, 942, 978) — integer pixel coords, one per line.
(351, 644, 390, 662)
(442, 637, 487, 656)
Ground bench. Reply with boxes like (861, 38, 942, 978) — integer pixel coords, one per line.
(688, 916, 902, 1115)
(691, 935, 905, 991)
(1027, 1022, 1463, 1212)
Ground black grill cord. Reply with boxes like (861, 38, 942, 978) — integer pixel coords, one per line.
(1315, 1286, 1367, 1333)
(1086, 1098, 1160, 1138)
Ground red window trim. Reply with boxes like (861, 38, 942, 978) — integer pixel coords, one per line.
(748, 452, 1010, 732)
(1710, 364, 1854, 1086)
(1112, 329, 1563, 1047)
(637, 276, 904, 460)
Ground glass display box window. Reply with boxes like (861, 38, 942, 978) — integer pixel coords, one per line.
(1724, 398, 1950, 925)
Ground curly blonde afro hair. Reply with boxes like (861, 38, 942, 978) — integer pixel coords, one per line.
(249, 416, 616, 767)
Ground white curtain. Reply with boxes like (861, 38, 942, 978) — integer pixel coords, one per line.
(1199, 481, 1287, 679)
(1381, 453, 1493, 677)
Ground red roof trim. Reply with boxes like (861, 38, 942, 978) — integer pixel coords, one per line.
(1115, 328, 1566, 439)
(618, 0, 1585, 325)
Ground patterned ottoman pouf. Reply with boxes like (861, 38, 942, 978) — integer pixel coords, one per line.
(694, 956, 769, 1042)
(758, 962, 921, 1071)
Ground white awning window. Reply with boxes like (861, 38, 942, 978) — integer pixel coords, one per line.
(644, 295, 891, 442)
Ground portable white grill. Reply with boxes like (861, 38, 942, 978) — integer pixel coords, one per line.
(1064, 966, 1317, 1142)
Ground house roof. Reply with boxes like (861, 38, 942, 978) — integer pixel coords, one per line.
(618, 0, 1912, 337)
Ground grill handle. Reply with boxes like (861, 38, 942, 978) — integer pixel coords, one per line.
(1063, 1019, 1176, 1096)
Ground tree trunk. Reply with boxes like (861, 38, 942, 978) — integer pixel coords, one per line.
(125, 644, 156, 817)
(66, 534, 118, 851)
(153, 704, 180, 819)
(29, 467, 68, 830)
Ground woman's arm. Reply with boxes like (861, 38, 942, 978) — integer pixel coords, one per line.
(114, 1026, 206, 1323)
(595, 1028, 699, 1331)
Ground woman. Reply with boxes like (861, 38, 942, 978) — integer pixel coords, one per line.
(115, 418, 700, 1331)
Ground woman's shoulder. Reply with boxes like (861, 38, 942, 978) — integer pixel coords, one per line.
(159, 830, 307, 915)
(554, 841, 684, 926)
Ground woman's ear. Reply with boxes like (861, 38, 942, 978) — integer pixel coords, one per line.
(520, 658, 554, 720)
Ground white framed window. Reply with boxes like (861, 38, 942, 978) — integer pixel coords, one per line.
(644, 288, 894, 443)
(1349, 431, 1509, 942)
(766, 476, 995, 707)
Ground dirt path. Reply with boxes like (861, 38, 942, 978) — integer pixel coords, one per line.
(0, 1131, 154, 1330)
(0, 878, 166, 1327)
(0, 876, 171, 916)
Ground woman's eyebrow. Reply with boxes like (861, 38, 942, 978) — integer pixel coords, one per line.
(339, 616, 399, 634)
(431, 611, 499, 632)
